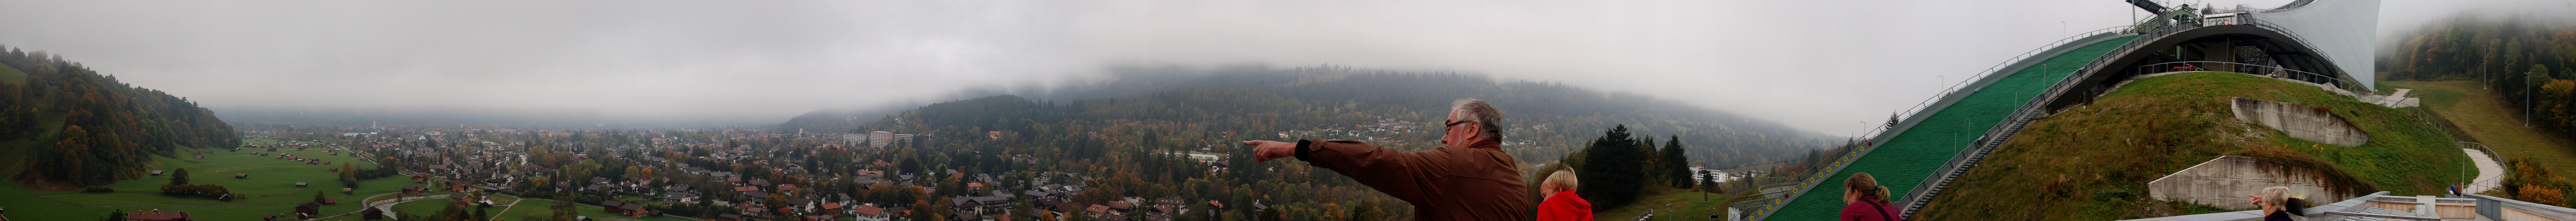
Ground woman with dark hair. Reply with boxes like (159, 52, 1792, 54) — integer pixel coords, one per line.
(2248, 186, 2305, 221)
(1840, 173, 1902, 221)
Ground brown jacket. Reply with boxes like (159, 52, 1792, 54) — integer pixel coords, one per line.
(1295, 138, 1532, 221)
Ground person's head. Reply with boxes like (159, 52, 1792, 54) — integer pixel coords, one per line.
(1441, 99, 1504, 146)
(2259, 186, 2295, 211)
(1542, 169, 1578, 198)
(1843, 173, 1890, 203)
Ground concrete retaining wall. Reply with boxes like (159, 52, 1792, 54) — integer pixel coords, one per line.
(2149, 156, 2357, 210)
(2230, 97, 2370, 146)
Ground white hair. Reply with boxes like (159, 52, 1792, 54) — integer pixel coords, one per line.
(1452, 99, 1504, 141)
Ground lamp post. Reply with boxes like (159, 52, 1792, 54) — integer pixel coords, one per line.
(1700, 163, 1710, 203)
(1856, 122, 1868, 140)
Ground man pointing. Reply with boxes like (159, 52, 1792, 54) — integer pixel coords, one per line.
(1245, 99, 1532, 221)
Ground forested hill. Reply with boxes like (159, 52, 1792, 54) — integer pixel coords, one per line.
(0, 46, 240, 188)
(805, 65, 1835, 168)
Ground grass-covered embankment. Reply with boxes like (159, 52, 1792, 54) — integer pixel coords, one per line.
(1914, 72, 2467, 220)
(2389, 80, 2576, 179)
(1588, 190, 1733, 221)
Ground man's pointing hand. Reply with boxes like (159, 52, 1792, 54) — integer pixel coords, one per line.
(1244, 140, 1296, 162)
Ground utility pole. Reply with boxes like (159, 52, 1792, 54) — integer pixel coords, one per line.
(2529, 72, 2537, 127)
(2483, 45, 2492, 90)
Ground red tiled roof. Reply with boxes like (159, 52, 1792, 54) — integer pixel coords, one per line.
(855, 205, 885, 216)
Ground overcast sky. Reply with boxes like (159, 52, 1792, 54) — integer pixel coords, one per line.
(0, 0, 2565, 133)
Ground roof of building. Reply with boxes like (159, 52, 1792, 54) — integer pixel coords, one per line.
(854, 205, 886, 216)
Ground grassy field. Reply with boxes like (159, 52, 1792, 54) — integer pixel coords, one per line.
(0, 180, 111, 220)
(392, 198, 473, 216)
(1915, 72, 2469, 220)
(493, 199, 559, 221)
(1589, 189, 1735, 221)
(2389, 80, 2576, 175)
(0, 63, 24, 84)
(0, 135, 411, 221)
(45, 145, 385, 206)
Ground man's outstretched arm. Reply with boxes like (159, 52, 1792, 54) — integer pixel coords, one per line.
(1247, 140, 1448, 203)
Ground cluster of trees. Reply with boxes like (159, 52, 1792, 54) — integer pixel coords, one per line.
(2381, 16, 2576, 135)
(339, 161, 400, 189)
(2504, 157, 2575, 206)
(1555, 125, 1698, 210)
(0, 46, 241, 187)
(0, 77, 32, 140)
(158, 168, 233, 199)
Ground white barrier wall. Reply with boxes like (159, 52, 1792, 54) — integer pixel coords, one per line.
(2149, 156, 2358, 210)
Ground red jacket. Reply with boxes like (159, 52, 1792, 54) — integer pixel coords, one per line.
(1840, 196, 1903, 221)
(1537, 191, 1592, 221)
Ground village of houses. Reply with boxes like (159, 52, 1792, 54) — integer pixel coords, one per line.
(120, 126, 1252, 221)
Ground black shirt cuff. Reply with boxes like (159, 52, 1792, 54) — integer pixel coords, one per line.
(1294, 139, 1313, 161)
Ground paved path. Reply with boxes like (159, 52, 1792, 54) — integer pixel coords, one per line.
(2465, 149, 2505, 194)
(486, 199, 529, 220)
(305, 192, 399, 220)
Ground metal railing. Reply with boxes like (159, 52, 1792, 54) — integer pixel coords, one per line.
(2132, 61, 2362, 92)
(1847, 25, 2144, 145)
(2457, 142, 2510, 193)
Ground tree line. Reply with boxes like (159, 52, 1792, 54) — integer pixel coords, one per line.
(0, 46, 242, 187)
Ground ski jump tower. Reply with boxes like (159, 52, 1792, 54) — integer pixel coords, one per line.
(1742, 0, 2378, 220)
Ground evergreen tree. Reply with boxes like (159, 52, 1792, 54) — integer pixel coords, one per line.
(1577, 125, 1651, 210)
(170, 168, 190, 185)
(1700, 170, 1719, 193)
(1661, 135, 1691, 188)
(314, 191, 327, 204)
